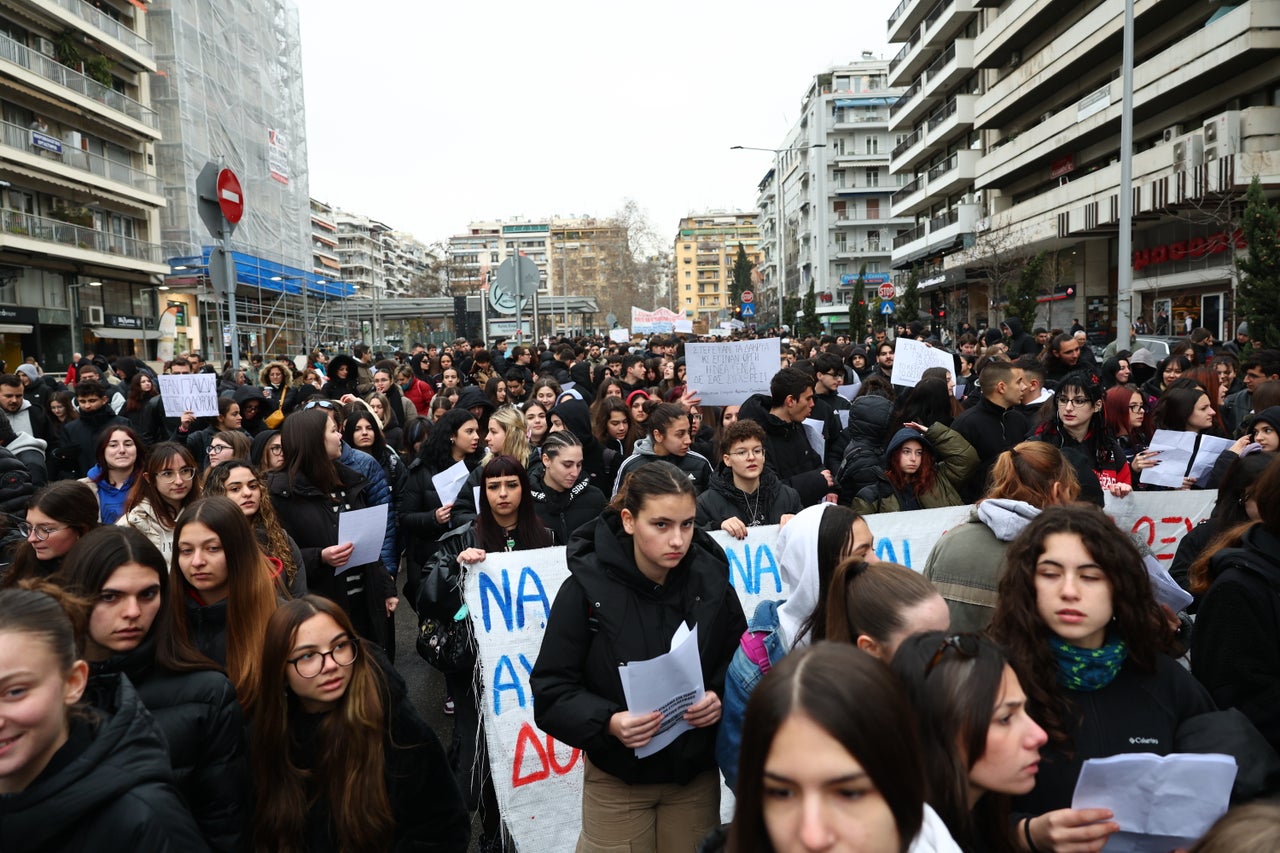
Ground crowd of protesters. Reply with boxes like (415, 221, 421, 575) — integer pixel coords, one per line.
(1, 320, 1279, 853)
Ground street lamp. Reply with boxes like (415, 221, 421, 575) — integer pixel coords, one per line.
(270, 274, 308, 352)
(731, 143, 826, 329)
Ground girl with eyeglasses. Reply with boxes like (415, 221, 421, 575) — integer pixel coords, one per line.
(57, 525, 249, 852)
(187, 396, 245, 470)
(892, 632, 1047, 853)
(0, 586, 208, 849)
(1102, 386, 1151, 467)
(250, 595, 469, 853)
(988, 505, 1216, 852)
(1031, 370, 1133, 497)
(722, 643, 959, 853)
(1, 480, 98, 588)
(117, 442, 201, 561)
(204, 429, 250, 472)
(250, 428, 284, 473)
(81, 426, 145, 524)
(697, 419, 802, 538)
(203, 460, 306, 598)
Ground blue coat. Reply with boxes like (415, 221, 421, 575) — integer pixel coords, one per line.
(716, 599, 788, 793)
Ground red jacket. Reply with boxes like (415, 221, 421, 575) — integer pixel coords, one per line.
(402, 377, 434, 415)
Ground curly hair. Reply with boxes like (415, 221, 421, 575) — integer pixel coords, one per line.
(987, 504, 1176, 747)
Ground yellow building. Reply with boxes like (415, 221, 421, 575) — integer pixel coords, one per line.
(673, 213, 762, 325)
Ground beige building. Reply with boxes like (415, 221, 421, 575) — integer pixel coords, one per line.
(673, 212, 762, 326)
(0, 0, 167, 367)
(887, 0, 1280, 340)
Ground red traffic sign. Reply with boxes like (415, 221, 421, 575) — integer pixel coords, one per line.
(216, 169, 244, 224)
(741, 290, 754, 304)
(878, 282, 895, 300)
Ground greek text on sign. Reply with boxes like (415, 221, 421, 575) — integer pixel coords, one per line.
(683, 337, 780, 405)
(891, 337, 956, 387)
(157, 373, 219, 417)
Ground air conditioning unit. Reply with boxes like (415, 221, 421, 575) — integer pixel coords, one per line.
(1160, 125, 1184, 144)
(1203, 111, 1241, 160)
(1172, 132, 1204, 172)
(87, 305, 104, 325)
(62, 131, 82, 149)
(35, 37, 54, 57)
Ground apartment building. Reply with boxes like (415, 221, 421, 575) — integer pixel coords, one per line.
(673, 212, 762, 326)
(0, 0, 167, 367)
(887, 0, 1280, 340)
(753, 57, 906, 330)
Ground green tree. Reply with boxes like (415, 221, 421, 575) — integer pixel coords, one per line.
(731, 242, 754, 305)
(1237, 177, 1280, 349)
(801, 283, 819, 336)
(782, 295, 802, 330)
(1004, 251, 1045, 332)
(848, 266, 868, 341)
(899, 266, 921, 324)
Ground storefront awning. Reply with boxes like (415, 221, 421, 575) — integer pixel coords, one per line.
(92, 326, 160, 340)
(0, 324, 33, 334)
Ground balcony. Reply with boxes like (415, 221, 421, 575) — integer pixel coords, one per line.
(926, 148, 981, 199)
(0, 209, 164, 269)
(36, 0, 155, 69)
(925, 93, 978, 148)
(0, 119, 160, 198)
(974, 0, 1102, 70)
(922, 0, 977, 50)
(893, 223, 926, 250)
(891, 175, 929, 217)
(0, 33, 158, 133)
(888, 0, 933, 45)
(888, 26, 935, 88)
(889, 76, 940, 132)
(893, 204, 981, 265)
(920, 39, 974, 104)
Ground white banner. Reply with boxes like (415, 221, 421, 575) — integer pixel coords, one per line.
(465, 491, 1216, 850)
(683, 337, 780, 406)
(157, 373, 219, 417)
(631, 306, 683, 334)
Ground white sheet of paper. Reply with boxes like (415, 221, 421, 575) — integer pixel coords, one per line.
(472, 486, 480, 513)
(431, 459, 471, 507)
(609, 328, 630, 343)
(838, 380, 861, 400)
(157, 373, 219, 417)
(891, 338, 956, 388)
(837, 410, 850, 430)
(1143, 430, 1236, 488)
(803, 418, 826, 460)
(684, 338, 780, 405)
(336, 503, 389, 575)
(618, 624, 704, 759)
(1143, 554, 1193, 612)
(674, 319, 694, 334)
(1071, 753, 1236, 850)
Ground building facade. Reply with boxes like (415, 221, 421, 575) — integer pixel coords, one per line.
(672, 212, 762, 328)
(887, 0, 1280, 341)
(753, 57, 906, 330)
(0, 0, 168, 368)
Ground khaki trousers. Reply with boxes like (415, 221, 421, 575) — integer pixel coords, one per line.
(576, 757, 721, 853)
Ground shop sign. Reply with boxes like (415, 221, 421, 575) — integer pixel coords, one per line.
(0, 306, 38, 324)
(31, 131, 62, 154)
(105, 313, 144, 329)
(839, 272, 891, 286)
(1132, 230, 1248, 272)
(1050, 155, 1074, 179)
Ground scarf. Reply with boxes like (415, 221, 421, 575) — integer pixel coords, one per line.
(1050, 635, 1127, 692)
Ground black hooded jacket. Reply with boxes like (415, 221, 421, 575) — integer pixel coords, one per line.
(231, 384, 271, 437)
(320, 355, 360, 400)
(696, 466, 802, 530)
(530, 510, 746, 785)
(737, 393, 830, 504)
(1002, 317, 1040, 358)
(0, 674, 211, 852)
(529, 467, 607, 544)
(87, 639, 247, 852)
(551, 399, 618, 492)
(834, 393, 894, 502)
(951, 395, 1031, 502)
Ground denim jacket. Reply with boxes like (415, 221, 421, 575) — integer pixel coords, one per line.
(716, 599, 789, 793)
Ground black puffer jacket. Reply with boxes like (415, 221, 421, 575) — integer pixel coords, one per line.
(738, 393, 829, 505)
(552, 399, 619, 492)
(0, 674, 210, 852)
(320, 354, 360, 400)
(88, 639, 247, 852)
(1002, 317, 1040, 358)
(529, 468, 607, 544)
(951, 396, 1031, 502)
(834, 394, 893, 502)
(696, 466, 802, 530)
(530, 510, 746, 786)
(231, 384, 271, 437)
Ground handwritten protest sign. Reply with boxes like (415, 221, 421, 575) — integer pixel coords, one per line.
(157, 373, 219, 417)
(465, 491, 1215, 851)
(608, 328, 630, 343)
(684, 337, 779, 405)
(892, 337, 957, 388)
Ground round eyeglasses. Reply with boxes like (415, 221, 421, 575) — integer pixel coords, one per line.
(17, 521, 68, 541)
(287, 639, 358, 678)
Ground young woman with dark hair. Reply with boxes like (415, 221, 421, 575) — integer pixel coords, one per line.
(988, 505, 1214, 851)
(528, 430, 607, 544)
(205, 429, 251, 471)
(523, 399, 550, 450)
(531, 377, 562, 410)
(1102, 385, 1150, 465)
(187, 396, 244, 469)
(250, 595, 469, 853)
(2, 480, 98, 587)
(724, 643, 958, 853)
(82, 425, 146, 524)
(398, 408, 482, 609)
(268, 408, 396, 651)
(824, 560, 950, 660)
(697, 419, 802, 538)
(57, 525, 249, 852)
(0, 586, 208, 849)
(343, 408, 408, 520)
(1032, 370, 1133, 496)
(122, 372, 159, 434)
(117, 441, 201, 560)
(169, 496, 280, 712)
(893, 632, 1047, 853)
(892, 377, 959, 428)
(610, 401, 714, 495)
(419, 454, 553, 850)
(532, 462, 746, 851)
(852, 420, 977, 515)
(592, 395, 633, 457)
(203, 460, 306, 598)
(1142, 354, 1191, 405)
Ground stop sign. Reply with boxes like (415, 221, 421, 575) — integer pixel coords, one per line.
(741, 290, 754, 304)
(878, 282, 895, 300)
(216, 169, 244, 224)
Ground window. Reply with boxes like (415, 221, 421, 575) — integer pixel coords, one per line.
(833, 169, 846, 187)
(833, 200, 846, 218)
(865, 168, 879, 187)
(867, 230, 881, 251)
(835, 263, 847, 277)
(866, 136, 878, 155)
(835, 234, 847, 252)
(865, 199, 880, 219)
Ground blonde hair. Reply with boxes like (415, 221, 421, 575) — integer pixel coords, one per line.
(482, 405, 529, 465)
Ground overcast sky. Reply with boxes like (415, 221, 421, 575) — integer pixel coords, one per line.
(298, 0, 899, 249)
